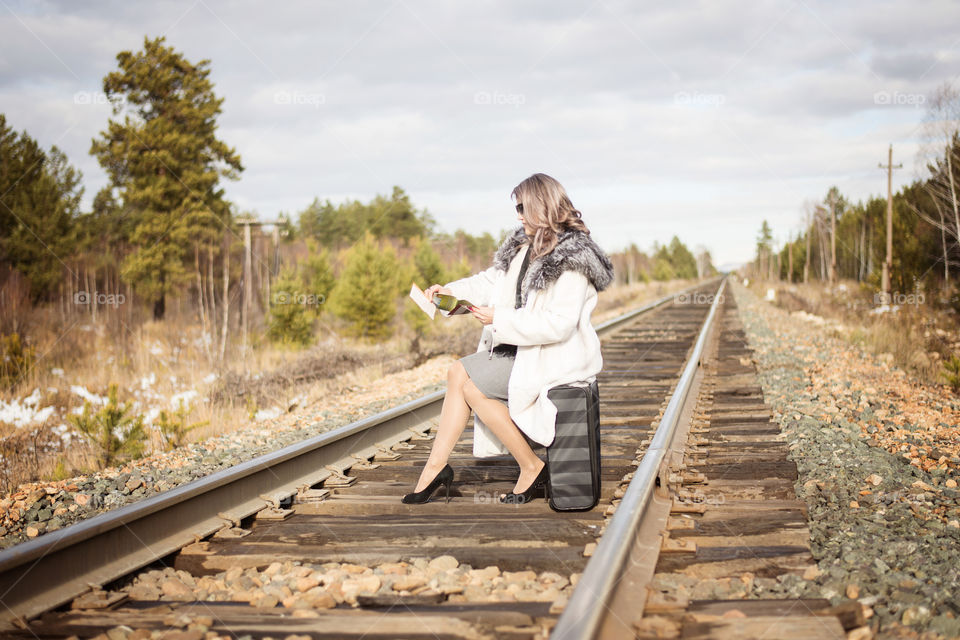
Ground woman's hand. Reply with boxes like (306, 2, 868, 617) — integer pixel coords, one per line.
(470, 305, 495, 325)
(424, 284, 452, 303)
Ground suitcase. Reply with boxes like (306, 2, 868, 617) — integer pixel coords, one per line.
(546, 379, 601, 511)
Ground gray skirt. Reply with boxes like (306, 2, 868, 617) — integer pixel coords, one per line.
(460, 350, 515, 402)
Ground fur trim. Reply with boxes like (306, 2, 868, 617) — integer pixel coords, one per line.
(492, 226, 614, 306)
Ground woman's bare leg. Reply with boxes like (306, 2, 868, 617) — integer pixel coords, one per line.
(413, 361, 472, 492)
(462, 379, 545, 494)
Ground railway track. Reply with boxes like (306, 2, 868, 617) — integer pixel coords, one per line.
(0, 277, 855, 639)
(555, 284, 858, 639)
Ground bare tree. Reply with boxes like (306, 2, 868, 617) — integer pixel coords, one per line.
(803, 200, 816, 284)
(915, 81, 960, 286)
(814, 204, 829, 280)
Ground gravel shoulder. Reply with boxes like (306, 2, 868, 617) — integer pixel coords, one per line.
(732, 281, 960, 640)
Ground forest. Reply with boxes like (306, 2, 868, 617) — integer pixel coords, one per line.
(752, 82, 960, 309)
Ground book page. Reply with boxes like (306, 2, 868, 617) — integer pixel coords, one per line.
(409, 283, 437, 320)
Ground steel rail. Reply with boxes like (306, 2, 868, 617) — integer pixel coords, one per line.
(551, 278, 727, 640)
(0, 279, 716, 626)
(0, 392, 444, 624)
(593, 277, 721, 335)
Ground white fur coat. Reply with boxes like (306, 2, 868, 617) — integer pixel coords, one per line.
(442, 226, 614, 457)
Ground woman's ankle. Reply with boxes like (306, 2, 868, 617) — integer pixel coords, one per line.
(520, 458, 545, 476)
(422, 459, 446, 475)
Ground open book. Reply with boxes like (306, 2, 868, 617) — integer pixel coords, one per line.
(409, 283, 475, 319)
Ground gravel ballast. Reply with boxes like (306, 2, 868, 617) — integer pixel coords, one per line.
(732, 281, 960, 639)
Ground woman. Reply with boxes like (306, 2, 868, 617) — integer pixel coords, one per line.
(403, 173, 614, 504)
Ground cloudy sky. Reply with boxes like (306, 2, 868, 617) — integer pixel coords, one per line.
(3, 0, 959, 268)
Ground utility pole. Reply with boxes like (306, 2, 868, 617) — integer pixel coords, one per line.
(240, 217, 254, 353)
(878, 144, 902, 304)
(237, 216, 284, 352)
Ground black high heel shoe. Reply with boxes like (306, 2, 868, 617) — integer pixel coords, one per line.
(499, 463, 549, 504)
(402, 464, 454, 504)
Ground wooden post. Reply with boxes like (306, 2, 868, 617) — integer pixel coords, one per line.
(878, 144, 902, 303)
(242, 218, 253, 351)
(237, 216, 283, 353)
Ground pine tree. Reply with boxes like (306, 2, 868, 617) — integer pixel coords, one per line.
(756, 220, 773, 278)
(90, 36, 242, 319)
(667, 236, 698, 279)
(412, 237, 446, 286)
(652, 243, 675, 281)
(69, 384, 147, 469)
(367, 186, 430, 243)
(329, 233, 401, 340)
(0, 115, 83, 300)
(301, 240, 336, 316)
(267, 267, 314, 346)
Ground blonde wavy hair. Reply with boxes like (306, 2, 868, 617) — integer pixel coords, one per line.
(511, 173, 589, 259)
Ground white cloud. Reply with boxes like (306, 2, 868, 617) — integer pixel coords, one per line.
(2, 0, 959, 266)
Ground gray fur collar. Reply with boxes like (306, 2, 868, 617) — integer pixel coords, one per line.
(493, 226, 614, 306)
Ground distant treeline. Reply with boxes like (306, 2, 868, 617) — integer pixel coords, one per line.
(0, 35, 711, 358)
(754, 82, 960, 309)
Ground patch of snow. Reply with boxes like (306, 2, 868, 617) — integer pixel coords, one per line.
(170, 389, 199, 408)
(287, 393, 307, 411)
(0, 396, 55, 429)
(23, 388, 41, 407)
(254, 407, 282, 422)
(870, 304, 900, 315)
(143, 407, 161, 425)
(203, 372, 217, 384)
(140, 372, 156, 390)
(52, 422, 77, 444)
(51, 368, 65, 377)
(70, 385, 107, 405)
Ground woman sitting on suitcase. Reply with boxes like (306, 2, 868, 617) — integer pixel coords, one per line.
(403, 173, 614, 505)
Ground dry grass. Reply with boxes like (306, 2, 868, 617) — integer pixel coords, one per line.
(593, 279, 694, 324)
(748, 278, 960, 388)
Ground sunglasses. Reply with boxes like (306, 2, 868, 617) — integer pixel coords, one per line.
(515, 203, 524, 215)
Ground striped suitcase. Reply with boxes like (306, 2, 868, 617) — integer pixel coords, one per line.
(546, 380, 601, 511)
